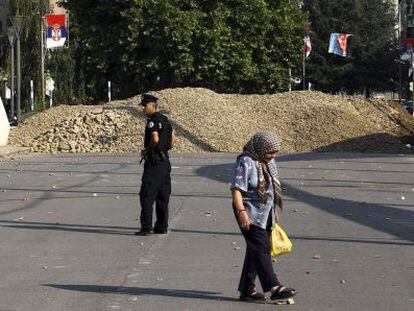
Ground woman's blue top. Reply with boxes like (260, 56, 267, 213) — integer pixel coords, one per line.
(230, 156, 276, 230)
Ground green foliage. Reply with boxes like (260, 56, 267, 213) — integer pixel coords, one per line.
(61, 0, 306, 98)
(303, 0, 397, 94)
(48, 48, 77, 104)
(8, 0, 306, 105)
(124, 0, 306, 94)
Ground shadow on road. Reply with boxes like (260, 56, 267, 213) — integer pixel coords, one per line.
(1, 219, 412, 246)
(195, 157, 414, 245)
(44, 284, 238, 302)
(1, 153, 413, 244)
(0, 219, 239, 237)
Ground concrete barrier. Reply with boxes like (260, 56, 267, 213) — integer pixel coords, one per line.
(0, 97, 10, 146)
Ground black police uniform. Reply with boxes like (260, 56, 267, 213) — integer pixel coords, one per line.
(139, 111, 172, 233)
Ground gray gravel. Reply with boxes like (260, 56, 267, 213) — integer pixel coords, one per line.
(9, 88, 414, 154)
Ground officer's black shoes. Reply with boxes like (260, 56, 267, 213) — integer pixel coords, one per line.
(153, 228, 168, 235)
(134, 230, 151, 236)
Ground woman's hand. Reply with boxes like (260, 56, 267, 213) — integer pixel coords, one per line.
(232, 188, 251, 230)
(238, 211, 251, 231)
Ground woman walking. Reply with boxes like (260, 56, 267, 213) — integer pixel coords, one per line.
(230, 130, 296, 303)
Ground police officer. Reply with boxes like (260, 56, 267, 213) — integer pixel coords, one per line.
(136, 93, 176, 236)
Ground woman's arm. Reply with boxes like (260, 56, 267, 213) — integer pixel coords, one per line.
(171, 131, 177, 147)
(232, 188, 251, 230)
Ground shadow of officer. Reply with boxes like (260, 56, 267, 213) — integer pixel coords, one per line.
(135, 93, 176, 236)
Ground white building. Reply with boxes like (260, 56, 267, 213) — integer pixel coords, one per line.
(49, 0, 67, 14)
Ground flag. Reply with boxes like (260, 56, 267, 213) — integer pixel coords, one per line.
(409, 47, 414, 77)
(402, 38, 414, 64)
(304, 33, 312, 59)
(45, 14, 67, 49)
(328, 33, 351, 57)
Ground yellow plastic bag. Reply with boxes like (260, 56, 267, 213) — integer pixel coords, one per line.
(270, 223, 293, 257)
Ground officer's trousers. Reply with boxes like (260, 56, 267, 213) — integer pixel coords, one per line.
(139, 159, 171, 232)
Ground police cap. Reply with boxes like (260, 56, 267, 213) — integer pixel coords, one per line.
(140, 93, 158, 106)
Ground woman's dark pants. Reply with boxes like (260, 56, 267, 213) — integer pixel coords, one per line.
(139, 158, 171, 232)
(237, 222, 280, 293)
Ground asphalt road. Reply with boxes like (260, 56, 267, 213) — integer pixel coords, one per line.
(0, 152, 413, 311)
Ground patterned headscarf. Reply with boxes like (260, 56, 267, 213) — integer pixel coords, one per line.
(238, 130, 283, 211)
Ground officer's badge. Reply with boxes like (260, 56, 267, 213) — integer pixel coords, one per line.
(148, 121, 154, 128)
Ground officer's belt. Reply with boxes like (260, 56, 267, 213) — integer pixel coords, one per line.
(146, 151, 169, 163)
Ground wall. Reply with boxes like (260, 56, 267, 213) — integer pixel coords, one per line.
(0, 96, 10, 146)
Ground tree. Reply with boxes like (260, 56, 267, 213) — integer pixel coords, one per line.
(303, 0, 398, 95)
(8, 0, 80, 108)
(8, 0, 306, 105)
(8, 0, 45, 111)
(120, 0, 307, 94)
(60, 0, 306, 99)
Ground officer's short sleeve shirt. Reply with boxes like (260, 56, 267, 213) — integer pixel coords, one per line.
(144, 113, 162, 147)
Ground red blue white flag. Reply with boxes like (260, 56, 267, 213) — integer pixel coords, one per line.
(328, 33, 351, 57)
(45, 14, 67, 49)
(401, 38, 414, 65)
(304, 33, 312, 59)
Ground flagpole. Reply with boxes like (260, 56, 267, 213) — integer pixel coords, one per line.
(40, 0, 45, 110)
(303, 47, 306, 91)
(412, 55, 414, 102)
(303, 24, 310, 91)
(67, 13, 70, 48)
(41, 17, 45, 109)
(398, 1, 402, 104)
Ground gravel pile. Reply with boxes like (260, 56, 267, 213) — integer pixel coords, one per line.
(9, 88, 414, 154)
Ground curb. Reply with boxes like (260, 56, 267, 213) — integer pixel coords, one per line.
(0, 145, 31, 159)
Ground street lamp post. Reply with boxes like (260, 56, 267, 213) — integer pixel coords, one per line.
(10, 16, 24, 124)
(398, 0, 403, 104)
(6, 27, 15, 123)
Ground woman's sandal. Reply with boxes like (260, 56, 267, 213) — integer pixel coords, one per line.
(269, 286, 297, 301)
